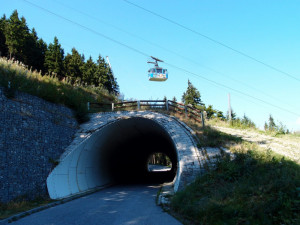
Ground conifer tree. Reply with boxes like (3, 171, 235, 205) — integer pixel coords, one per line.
(264, 122, 268, 131)
(64, 48, 84, 83)
(226, 109, 237, 120)
(5, 10, 29, 60)
(0, 15, 8, 57)
(268, 114, 276, 131)
(108, 67, 119, 95)
(95, 55, 110, 87)
(44, 36, 64, 78)
(23, 28, 47, 72)
(216, 110, 225, 120)
(181, 80, 203, 107)
(205, 105, 216, 119)
(82, 56, 97, 85)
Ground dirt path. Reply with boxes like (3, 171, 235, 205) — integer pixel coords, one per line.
(212, 126, 300, 164)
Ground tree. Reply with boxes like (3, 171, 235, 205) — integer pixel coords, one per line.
(82, 56, 97, 85)
(44, 36, 64, 78)
(264, 122, 268, 131)
(205, 105, 216, 119)
(268, 114, 276, 131)
(226, 109, 237, 120)
(64, 48, 84, 83)
(0, 15, 8, 57)
(5, 10, 29, 60)
(181, 80, 203, 107)
(172, 96, 177, 102)
(23, 28, 47, 72)
(216, 110, 225, 120)
(94, 55, 119, 94)
(241, 114, 256, 128)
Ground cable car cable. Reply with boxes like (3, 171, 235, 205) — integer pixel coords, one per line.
(123, 0, 300, 83)
(22, 0, 300, 117)
(50, 0, 296, 109)
(22, 0, 149, 58)
(164, 62, 300, 117)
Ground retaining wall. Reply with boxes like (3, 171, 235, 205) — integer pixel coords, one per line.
(0, 88, 78, 202)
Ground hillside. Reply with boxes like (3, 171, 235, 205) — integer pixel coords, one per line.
(163, 116, 300, 225)
(212, 125, 300, 164)
(0, 57, 117, 122)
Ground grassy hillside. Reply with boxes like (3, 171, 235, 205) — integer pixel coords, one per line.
(0, 57, 117, 122)
(165, 116, 300, 225)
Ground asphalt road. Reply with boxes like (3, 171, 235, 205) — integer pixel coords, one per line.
(11, 185, 181, 225)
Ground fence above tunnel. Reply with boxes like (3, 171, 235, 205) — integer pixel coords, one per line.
(88, 100, 205, 126)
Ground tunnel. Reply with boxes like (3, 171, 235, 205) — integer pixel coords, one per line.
(47, 117, 179, 199)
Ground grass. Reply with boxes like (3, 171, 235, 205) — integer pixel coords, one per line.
(0, 57, 117, 123)
(207, 117, 300, 140)
(207, 117, 257, 131)
(0, 196, 55, 220)
(170, 141, 300, 225)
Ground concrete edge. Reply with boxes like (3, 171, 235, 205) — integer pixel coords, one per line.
(156, 182, 175, 207)
(0, 184, 112, 224)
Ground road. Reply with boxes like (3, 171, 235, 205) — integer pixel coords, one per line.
(11, 185, 181, 225)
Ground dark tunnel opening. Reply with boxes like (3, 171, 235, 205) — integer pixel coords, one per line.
(97, 117, 178, 185)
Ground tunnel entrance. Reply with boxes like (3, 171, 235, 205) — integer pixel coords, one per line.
(98, 117, 178, 184)
(47, 116, 181, 199)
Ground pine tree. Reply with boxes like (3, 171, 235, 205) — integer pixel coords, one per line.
(5, 10, 29, 60)
(268, 114, 276, 131)
(64, 48, 84, 83)
(172, 96, 177, 102)
(23, 28, 47, 72)
(205, 105, 216, 119)
(44, 36, 64, 78)
(264, 122, 269, 131)
(0, 15, 8, 57)
(226, 109, 237, 120)
(82, 56, 97, 85)
(181, 80, 203, 107)
(216, 110, 225, 120)
(94, 55, 119, 94)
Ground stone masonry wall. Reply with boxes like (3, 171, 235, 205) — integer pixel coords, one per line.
(0, 88, 78, 203)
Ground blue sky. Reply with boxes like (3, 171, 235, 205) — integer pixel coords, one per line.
(2, 0, 300, 131)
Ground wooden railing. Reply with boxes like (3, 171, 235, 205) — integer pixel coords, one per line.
(88, 100, 205, 126)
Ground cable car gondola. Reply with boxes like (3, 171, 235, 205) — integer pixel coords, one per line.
(147, 56, 168, 81)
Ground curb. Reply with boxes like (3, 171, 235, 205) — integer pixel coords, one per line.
(0, 184, 111, 224)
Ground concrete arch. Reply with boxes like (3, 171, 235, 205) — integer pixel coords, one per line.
(47, 111, 202, 199)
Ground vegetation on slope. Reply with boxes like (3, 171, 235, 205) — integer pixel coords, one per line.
(0, 10, 119, 95)
(0, 57, 116, 122)
(167, 120, 300, 224)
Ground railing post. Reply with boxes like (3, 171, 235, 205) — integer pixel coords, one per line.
(137, 100, 140, 110)
(87, 102, 90, 111)
(201, 111, 205, 127)
(184, 105, 188, 118)
(165, 99, 169, 111)
(112, 103, 114, 111)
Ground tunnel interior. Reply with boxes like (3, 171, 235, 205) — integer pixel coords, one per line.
(47, 117, 179, 199)
(95, 117, 178, 184)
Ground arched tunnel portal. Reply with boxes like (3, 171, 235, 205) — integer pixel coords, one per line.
(47, 112, 202, 199)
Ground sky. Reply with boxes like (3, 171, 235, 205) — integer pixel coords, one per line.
(2, 0, 300, 131)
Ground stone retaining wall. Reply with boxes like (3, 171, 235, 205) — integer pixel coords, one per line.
(0, 88, 78, 202)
